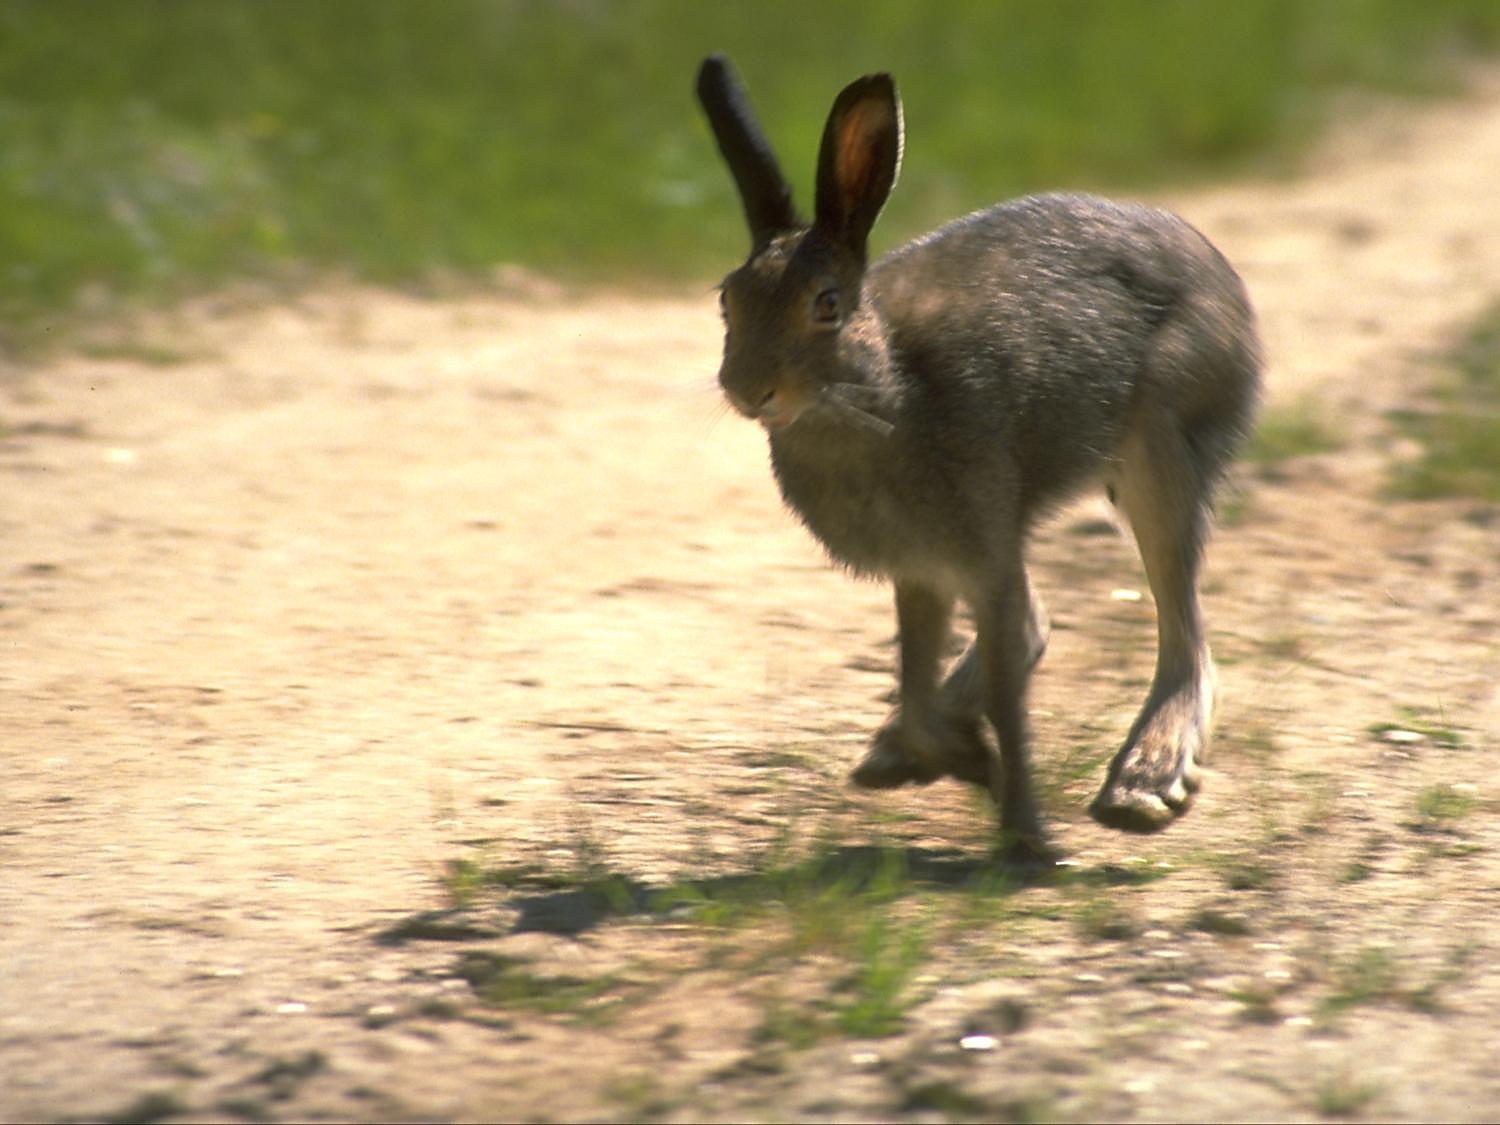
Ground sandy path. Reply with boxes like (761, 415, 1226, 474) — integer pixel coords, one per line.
(3, 75, 1500, 1121)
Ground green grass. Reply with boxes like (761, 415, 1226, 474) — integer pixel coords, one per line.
(1247, 400, 1345, 465)
(1368, 704, 1468, 749)
(1319, 945, 1403, 1016)
(832, 911, 931, 1036)
(434, 836, 1027, 1044)
(1391, 301, 1500, 502)
(1412, 783, 1477, 827)
(1314, 1071, 1382, 1118)
(4, 0, 1500, 350)
(424, 826, 1196, 1058)
(454, 951, 641, 1023)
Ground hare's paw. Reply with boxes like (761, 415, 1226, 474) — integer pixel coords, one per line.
(1089, 690, 1207, 834)
(933, 711, 993, 788)
(994, 830, 1060, 877)
(850, 719, 943, 789)
(850, 710, 992, 790)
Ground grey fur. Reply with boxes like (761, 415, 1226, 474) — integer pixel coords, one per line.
(697, 56, 1262, 860)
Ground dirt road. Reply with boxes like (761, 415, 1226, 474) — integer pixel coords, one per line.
(4, 76, 1500, 1122)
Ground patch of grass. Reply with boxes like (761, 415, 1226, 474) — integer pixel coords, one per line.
(1390, 300, 1500, 502)
(443, 835, 1043, 1045)
(1190, 905, 1255, 936)
(1319, 945, 1403, 1017)
(1256, 630, 1312, 663)
(1369, 704, 1467, 749)
(833, 911, 930, 1037)
(102, 1090, 191, 1125)
(754, 994, 832, 1051)
(1228, 721, 1283, 760)
(454, 951, 641, 1025)
(440, 857, 487, 907)
(1314, 1070, 1382, 1117)
(1220, 855, 1277, 892)
(76, 338, 199, 366)
(1405, 941, 1479, 1014)
(900, 1079, 994, 1120)
(699, 845, 936, 1037)
(441, 853, 643, 922)
(5, 1, 1500, 349)
(601, 1070, 675, 1119)
(1072, 893, 1140, 941)
(1297, 774, 1341, 836)
(252, 1052, 327, 1100)
(1411, 783, 1477, 829)
(1231, 982, 1283, 1025)
(1216, 485, 1254, 528)
(1038, 739, 1114, 805)
(1247, 401, 1344, 465)
(651, 840, 912, 944)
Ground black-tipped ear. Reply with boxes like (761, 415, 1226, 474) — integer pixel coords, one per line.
(696, 54, 800, 249)
(814, 73, 903, 262)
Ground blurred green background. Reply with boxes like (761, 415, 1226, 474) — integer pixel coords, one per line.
(3, 0, 1499, 348)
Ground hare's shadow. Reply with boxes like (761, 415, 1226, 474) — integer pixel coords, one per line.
(378, 845, 1157, 942)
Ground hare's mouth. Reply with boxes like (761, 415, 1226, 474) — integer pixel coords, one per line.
(758, 405, 805, 431)
(729, 385, 813, 431)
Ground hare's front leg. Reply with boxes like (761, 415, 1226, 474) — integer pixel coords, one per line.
(974, 564, 1052, 863)
(850, 582, 989, 789)
(928, 584, 1050, 787)
(1091, 425, 1216, 832)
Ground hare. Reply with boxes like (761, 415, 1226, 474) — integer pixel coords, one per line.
(696, 55, 1261, 860)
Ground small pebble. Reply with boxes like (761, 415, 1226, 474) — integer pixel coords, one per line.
(1382, 728, 1424, 745)
(276, 1002, 307, 1014)
(1111, 588, 1143, 602)
(959, 1034, 998, 1052)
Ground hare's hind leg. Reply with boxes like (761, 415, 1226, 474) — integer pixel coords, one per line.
(1090, 421, 1217, 833)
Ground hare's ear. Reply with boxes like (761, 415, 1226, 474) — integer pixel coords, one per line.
(814, 73, 902, 263)
(696, 54, 800, 249)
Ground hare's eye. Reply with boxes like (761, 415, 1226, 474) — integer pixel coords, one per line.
(812, 288, 840, 323)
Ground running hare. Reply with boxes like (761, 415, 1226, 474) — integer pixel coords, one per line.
(696, 55, 1260, 859)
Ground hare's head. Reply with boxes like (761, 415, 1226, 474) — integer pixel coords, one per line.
(697, 56, 903, 432)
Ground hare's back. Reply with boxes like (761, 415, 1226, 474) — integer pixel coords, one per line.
(870, 193, 1254, 511)
(874, 192, 1237, 334)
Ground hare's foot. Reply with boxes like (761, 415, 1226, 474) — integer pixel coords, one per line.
(1090, 686, 1208, 833)
(849, 709, 991, 790)
(994, 829, 1059, 875)
(850, 720, 941, 789)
